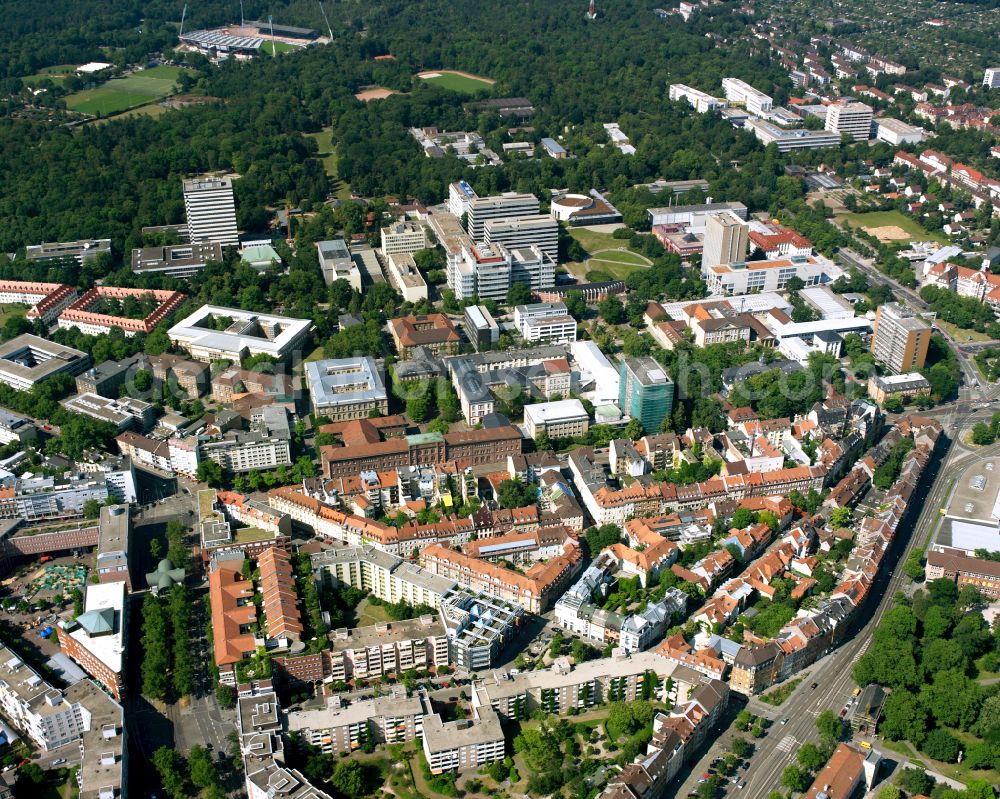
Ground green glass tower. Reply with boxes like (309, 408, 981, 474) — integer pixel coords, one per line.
(618, 357, 674, 434)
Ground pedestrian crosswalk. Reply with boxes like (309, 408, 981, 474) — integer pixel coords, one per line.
(776, 735, 797, 753)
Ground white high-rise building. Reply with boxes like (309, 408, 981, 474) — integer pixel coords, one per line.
(825, 102, 874, 142)
(183, 177, 239, 246)
(446, 242, 552, 302)
(702, 211, 749, 269)
(467, 193, 539, 239)
(983, 68, 1000, 89)
(484, 215, 559, 263)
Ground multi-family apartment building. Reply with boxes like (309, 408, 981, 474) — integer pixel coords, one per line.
(721, 78, 773, 116)
(57, 287, 186, 337)
(287, 689, 430, 753)
(422, 704, 506, 774)
(870, 302, 931, 374)
(327, 615, 449, 682)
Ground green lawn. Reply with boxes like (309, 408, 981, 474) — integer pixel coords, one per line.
(566, 227, 650, 281)
(584, 261, 647, 281)
(305, 128, 351, 199)
(936, 318, 997, 344)
(0, 304, 28, 329)
(65, 66, 189, 116)
(23, 64, 76, 85)
(567, 227, 624, 253)
(355, 597, 392, 627)
(837, 209, 949, 245)
(418, 71, 493, 92)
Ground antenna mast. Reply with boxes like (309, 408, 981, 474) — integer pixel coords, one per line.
(318, 1, 333, 39)
(269, 14, 276, 57)
(179, 2, 188, 37)
(240, 0, 245, 27)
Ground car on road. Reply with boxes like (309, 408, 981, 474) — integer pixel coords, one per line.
(839, 708, 847, 717)
(780, 718, 788, 725)
(52, 758, 66, 765)
(810, 682, 818, 689)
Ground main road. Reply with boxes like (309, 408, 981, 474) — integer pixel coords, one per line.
(676, 425, 1000, 797)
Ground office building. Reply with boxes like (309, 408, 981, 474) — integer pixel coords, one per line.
(705, 254, 840, 296)
(984, 68, 1000, 89)
(646, 201, 748, 229)
(464, 305, 500, 351)
(75, 355, 147, 398)
(390, 314, 460, 358)
(168, 305, 312, 362)
(619, 357, 674, 434)
(484, 215, 559, 263)
(745, 119, 842, 151)
(58, 287, 186, 337)
(702, 212, 749, 268)
(386, 253, 429, 302)
(200, 407, 292, 473)
(0, 408, 36, 445)
(867, 373, 931, 405)
(61, 393, 156, 432)
(0, 281, 78, 324)
(722, 78, 773, 116)
(317, 239, 362, 290)
(183, 176, 239, 246)
(96, 504, 131, 589)
(514, 302, 578, 343)
(524, 399, 590, 439)
(25, 239, 111, 265)
(4, 465, 137, 521)
(467, 193, 539, 239)
(447, 241, 553, 302)
(870, 302, 931, 374)
(825, 101, 874, 141)
(130, 241, 225, 278)
(668, 84, 726, 113)
(57, 581, 128, 699)
(380, 221, 427, 255)
(305, 357, 388, 420)
(0, 334, 89, 391)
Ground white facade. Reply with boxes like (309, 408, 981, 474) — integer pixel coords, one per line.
(703, 212, 749, 268)
(669, 84, 726, 113)
(380, 221, 428, 255)
(706, 255, 841, 295)
(386, 253, 429, 302)
(514, 303, 578, 343)
(467, 193, 539, 239)
(745, 119, 842, 151)
(722, 78, 773, 116)
(484, 215, 559, 263)
(825, 102, 873, 142)
(183, 177, 239, 246)
(447, 242, 552, 301)
(448, 180, 478, 218)
(875, 117, 926, 146)
(984, 68, 1000, 89)
(168, 305, 312, 362)
(524, 400, 590, 439)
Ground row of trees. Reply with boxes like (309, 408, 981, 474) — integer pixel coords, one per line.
(141, 583, 196, 701)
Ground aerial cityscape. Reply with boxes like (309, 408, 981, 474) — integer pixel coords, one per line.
(1, 0, 1000, 798)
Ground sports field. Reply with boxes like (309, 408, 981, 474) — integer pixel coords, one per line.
(66, 65, 189, 116)
(23, 64, 76, 85)
(837, 210, 948, 245)
(416, 69, 494, 93)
